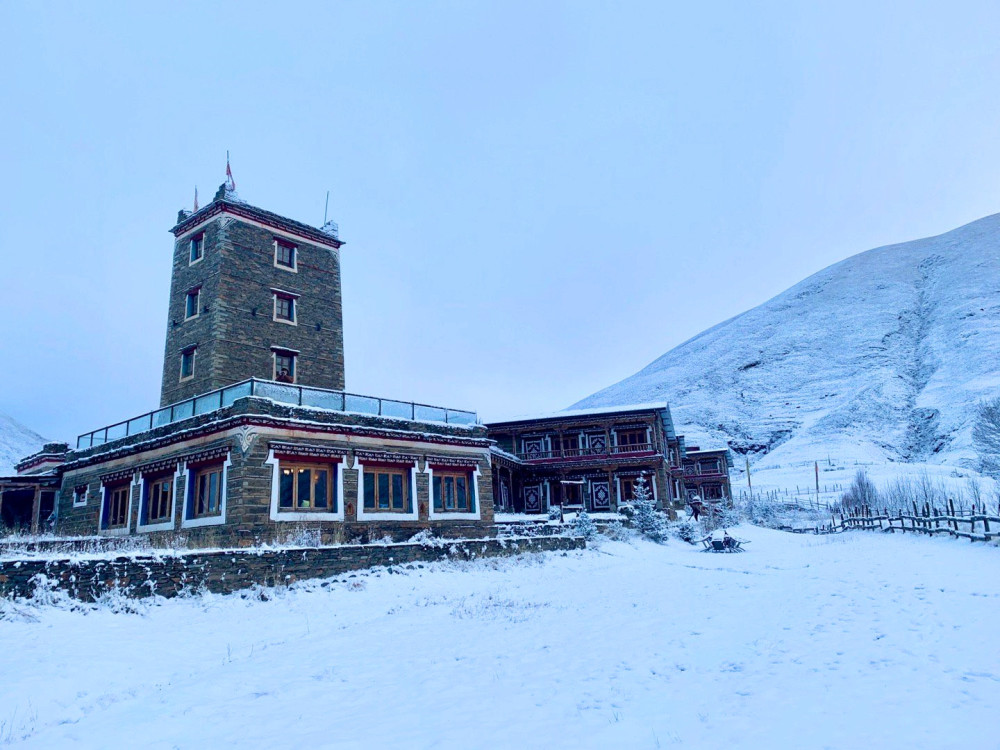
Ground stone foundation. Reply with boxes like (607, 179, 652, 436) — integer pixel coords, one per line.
(0, 535, 584, 601)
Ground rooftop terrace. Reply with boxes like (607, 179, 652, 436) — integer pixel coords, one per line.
(76, 379, 479, 450)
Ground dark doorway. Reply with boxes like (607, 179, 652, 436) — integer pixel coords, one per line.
(1, 489, 35, 530)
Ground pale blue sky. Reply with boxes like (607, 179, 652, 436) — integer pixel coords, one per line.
(2, 1, 1000, 442)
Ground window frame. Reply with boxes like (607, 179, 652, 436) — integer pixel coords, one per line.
(273, 292, 297, 325)
(101, 481, 131, 531)
(432, 469, 475, 513)
(427, 464, 480, 520)
(144, 472, 175, 525)
(272, 349, 297, 383)
(267, 451, 345, 522)
(179, 346, 197, 381)
(614, 428, 649, 449)
(189, 463, 224, 520)
(356, 460, 419, 520)
(185, 287, 201, 320)
(363, 466, 411, 513)
(619, 476, 637, 503)
(274, 239, 298, 272)
(73, 485, 88, 508)
(277, 461, 337, 513)
(180, 456, 229, 529)
(189, 233, 205, 266)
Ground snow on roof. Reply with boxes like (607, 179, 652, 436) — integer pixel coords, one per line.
(487, 402, 670, 425)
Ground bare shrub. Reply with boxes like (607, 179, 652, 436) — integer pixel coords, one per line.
(840, 470, 879, 511)
(973, 397, 1000, 479)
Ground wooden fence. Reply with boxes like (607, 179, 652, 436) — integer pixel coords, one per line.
(778, 499, 1000, 543)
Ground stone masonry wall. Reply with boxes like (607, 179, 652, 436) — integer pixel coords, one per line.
(0, 536, 584, 601)
(216, 218, 344, 391)
(160, 209, 346, 406)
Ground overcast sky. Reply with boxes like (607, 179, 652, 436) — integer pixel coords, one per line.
(2, 1, 1000, 442)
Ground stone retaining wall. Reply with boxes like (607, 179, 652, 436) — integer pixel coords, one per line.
(0, 535, 584, 601)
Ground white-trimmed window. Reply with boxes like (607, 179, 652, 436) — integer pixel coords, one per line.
(363, 465, 412, 513)
(432, 469, 475, 513)
(73, 485, 88, 508)
(278, 461, 337, 512)
(189, 233, 204, 265)
(185, 287, 201, 320)
(180, 346, 196, 381)
(188, 463, 224, 519)
(143, 473, 174, 524)
(273, 349, 297, 383)
(273, 292, 297, 324)
(619, 476, 637, 503)
(102, 482, 130, 530)
(274, 239, 297, 271)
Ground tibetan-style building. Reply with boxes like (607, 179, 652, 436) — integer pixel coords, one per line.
(681, 446, 734, 507)
(486, 404, 688, 515)
(5, 182, 493, 545)
(486, 408, 734, 516)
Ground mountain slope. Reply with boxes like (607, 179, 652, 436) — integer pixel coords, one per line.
(0, 412, 46, 475)
(574, 213, 1000, 472)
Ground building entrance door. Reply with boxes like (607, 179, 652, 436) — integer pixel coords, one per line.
(590, 480, 611, 511)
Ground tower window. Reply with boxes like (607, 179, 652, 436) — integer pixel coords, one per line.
(180, 346, 196, 380)
(274, 240, 297, 270)
(189, 234, 204, 265)
(273, 292, 296, 324)
(273, 350, 296, 383)
(185, 287, 201, 319)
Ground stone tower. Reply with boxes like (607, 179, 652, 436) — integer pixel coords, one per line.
(159, 184, 345, 406)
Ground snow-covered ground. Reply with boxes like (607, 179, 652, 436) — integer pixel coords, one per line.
(574, 212, 1000, 486)
(2, 527, 998, 749)
(734, 459, 1000, 512)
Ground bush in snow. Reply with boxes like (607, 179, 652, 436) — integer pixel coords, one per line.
(670, 518, 701, 544)
(547, 506, 562, 522)
(573, 510, 598, 540)
(599, 519, 632, 541)
(630, 475, 668, 543)
(741, 493, 779, 526)
(717, 505, 742, 529)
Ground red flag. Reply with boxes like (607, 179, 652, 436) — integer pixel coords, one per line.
(226, 157, 236, 191)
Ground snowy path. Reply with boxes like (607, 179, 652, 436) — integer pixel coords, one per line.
(1, 528, 998, 749)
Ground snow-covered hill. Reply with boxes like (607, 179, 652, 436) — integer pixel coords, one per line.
(575, 213, 1000, 478)
(0, 413, 45, 475)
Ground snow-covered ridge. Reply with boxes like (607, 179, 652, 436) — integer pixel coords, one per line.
(0, 412, 45, 475)
(573, 212, 1000, 473)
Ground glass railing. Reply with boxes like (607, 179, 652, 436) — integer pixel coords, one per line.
(76, 379, 479, 449)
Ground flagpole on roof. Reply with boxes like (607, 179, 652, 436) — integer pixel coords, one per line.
(225, 151, 236, 191)
(193, 186, 199, 212)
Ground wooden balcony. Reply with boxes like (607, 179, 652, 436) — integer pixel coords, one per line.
(516, 444, 656, 463)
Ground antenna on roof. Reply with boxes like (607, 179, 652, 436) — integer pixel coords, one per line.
(324, 190, 330, 225)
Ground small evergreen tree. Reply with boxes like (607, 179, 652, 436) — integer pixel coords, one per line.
(573, 509, 598, 540)
(670, 517, 701, 544)
(631, 474, 667, 542)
